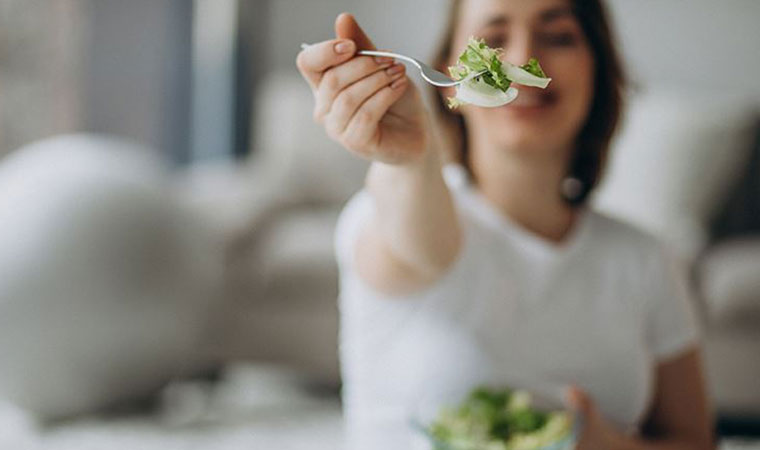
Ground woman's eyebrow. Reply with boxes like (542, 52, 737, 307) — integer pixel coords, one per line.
(476, 7, 573, 32)
(477, 14, 509, 31)
(539, 6, 574, 23)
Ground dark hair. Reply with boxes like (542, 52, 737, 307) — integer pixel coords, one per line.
(432, 0, 626, 205)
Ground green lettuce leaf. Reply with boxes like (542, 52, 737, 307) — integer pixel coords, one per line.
(447, 37, 551, 109)
(449, 37, 512, 93)
(520, 58, 547, 78)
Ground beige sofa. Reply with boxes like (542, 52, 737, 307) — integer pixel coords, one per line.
(189, 73, 760, 418)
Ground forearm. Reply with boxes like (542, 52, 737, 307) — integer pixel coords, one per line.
(364, 145, 461, 276)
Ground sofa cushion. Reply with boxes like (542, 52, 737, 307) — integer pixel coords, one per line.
(593, 91, 757, 263)
(703, 325, 760, 415)
(251, 72, 370, 205)
(219, 207, 342, 382)
(698, 237, 760, 326)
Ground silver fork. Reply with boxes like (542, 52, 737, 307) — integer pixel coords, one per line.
(300, 43, 486, 87)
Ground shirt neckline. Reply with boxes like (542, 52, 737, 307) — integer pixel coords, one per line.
(443, 164, 593, 262)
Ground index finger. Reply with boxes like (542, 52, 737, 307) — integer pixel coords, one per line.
(296, 38, 356, 90)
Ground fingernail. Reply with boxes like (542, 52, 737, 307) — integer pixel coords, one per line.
(391, 77, 407, 89)
(334, 40, 354, 54)
(386, 64, 404, 77)
(374, 56, 393, 65)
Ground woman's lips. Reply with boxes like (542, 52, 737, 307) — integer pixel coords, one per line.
(501, 90, 557, 112)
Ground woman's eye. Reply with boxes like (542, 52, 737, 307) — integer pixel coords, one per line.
(536, 32, 578, 47)
(483, 35, 506, 48)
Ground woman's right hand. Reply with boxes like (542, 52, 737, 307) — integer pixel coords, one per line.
(297, 14, 461, 297)
(296, 13, 431, 165)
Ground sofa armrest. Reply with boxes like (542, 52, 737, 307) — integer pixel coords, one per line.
(174, 160, 302, 246)
(698, 237, 760, 326)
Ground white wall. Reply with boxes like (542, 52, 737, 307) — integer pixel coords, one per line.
(268, 0, 760, 100)
(268, 0, 445, 74)
(606, 0, 760, 99)
(83, 0, 192, 162)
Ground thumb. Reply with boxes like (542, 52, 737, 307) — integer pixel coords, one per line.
(334, 12, 376, 50)
(565, 385, 594, 417)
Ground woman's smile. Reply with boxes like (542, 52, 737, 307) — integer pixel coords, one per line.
(500, 89, 558, 115)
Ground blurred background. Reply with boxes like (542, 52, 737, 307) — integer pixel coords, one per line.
(0, 0, 759, 448)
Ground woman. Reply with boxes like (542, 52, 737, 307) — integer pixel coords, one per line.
(296, 1, 714, 449)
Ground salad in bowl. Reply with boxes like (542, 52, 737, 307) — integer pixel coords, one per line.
(413, 386, 578, 450)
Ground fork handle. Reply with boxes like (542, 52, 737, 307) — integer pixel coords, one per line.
(301, 43, 419, 65)
(357, 50, 421, 69)
(299, 43, 421, 68)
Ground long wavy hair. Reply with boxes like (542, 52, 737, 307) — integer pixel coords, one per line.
(431, 0, 626, 205)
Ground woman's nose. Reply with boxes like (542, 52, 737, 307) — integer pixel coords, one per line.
(503, 31, 535, 64)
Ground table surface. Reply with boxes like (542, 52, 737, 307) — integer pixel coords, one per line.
(0, 363, 757, 450)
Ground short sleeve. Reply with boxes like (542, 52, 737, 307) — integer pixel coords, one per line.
(645, 245, 701, 361)
(334, 188, 496, 313)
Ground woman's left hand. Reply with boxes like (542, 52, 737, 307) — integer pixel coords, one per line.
(567, 386, 634, 450)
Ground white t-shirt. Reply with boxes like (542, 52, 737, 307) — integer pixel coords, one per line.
(334, 164, 700, 450)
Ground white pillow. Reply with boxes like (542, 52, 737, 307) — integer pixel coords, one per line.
(0, 135, 221, 418)
(593, 91, 757, 263)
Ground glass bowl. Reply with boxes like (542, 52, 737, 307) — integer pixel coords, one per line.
(409, 386, 581, 450)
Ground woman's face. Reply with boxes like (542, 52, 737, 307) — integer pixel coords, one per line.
(449, 0, 595, 160)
